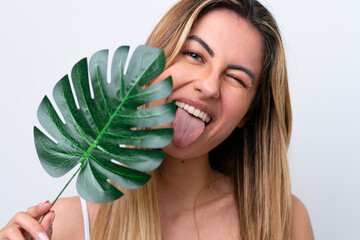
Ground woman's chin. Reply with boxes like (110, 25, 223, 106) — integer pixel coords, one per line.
(161, 140, 208, 161)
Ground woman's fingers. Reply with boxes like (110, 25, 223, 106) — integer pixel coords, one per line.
(3, 226, 26, 239)
(26, 201, 52, 220)
(10, 211, 49, 240)
(27, 200, 54, 237)
(40, 210, 54, 238)
(0, 201, 54, 240)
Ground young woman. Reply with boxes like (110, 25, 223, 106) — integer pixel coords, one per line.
(0, 0, 314, 239)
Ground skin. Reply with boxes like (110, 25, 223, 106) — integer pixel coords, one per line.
(153, 9, 262, 239)
(0, 9, 314, 240)
(151, 11, 261, 160)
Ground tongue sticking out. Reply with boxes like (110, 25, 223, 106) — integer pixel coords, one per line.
(171, 108, 205, 148)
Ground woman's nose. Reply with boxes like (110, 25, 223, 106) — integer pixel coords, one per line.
(193, 72, 221, 99)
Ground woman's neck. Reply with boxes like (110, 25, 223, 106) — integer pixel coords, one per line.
(157, 153, 224, 218)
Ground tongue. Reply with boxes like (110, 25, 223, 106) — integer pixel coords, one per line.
(171, 108, 205, 148)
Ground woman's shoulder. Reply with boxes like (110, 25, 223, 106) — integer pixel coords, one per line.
(51, 196, 101, 240)
(291, 195, 315, 240)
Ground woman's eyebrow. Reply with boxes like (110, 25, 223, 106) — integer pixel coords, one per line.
(187, 35, 256, 84)
(228, 64, 256, 84)
(187, 35, 214, 57)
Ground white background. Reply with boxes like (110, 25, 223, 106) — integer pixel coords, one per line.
(0, 0, 359, 239)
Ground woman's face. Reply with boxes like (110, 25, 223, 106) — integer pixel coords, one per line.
(151, 9, 263, 160)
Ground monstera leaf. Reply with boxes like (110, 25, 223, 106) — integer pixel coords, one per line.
(34, 45, 175, 203)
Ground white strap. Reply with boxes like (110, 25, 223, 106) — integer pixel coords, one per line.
(80, 197, 91, 240)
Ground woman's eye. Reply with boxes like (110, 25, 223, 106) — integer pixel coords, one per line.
(226, 74, 248, 89)
(183, 51, 203, 62)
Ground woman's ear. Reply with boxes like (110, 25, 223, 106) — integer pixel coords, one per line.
(238, 94, 258, 128)
(237, 118, 247, 128)
(237, 110, 253, 128)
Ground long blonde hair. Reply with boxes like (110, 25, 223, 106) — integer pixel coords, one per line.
(92, 0, 292, 239)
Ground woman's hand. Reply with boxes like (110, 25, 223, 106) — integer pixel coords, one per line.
(0, 201, 54, 240)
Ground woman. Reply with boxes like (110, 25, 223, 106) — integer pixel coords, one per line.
(0, 0, 314, 239)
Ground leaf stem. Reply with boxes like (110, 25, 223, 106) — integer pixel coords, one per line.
(28, 165, 83, 240)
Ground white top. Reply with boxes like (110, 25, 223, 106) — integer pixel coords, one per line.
(80, 197, 91, 240)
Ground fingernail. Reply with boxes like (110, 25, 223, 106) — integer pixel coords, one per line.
(37, 232, 49, 240)
(39, 200, 50, 207)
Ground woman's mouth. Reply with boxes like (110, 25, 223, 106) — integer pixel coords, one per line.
(170, 100, 212, 148)
(175, 101, 212, 125)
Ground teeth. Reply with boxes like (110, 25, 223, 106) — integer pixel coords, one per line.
(177, 102, 185, 108)
(184, 104, 190, 111)
(175, 101, 211, 123)
(193, 109, 200, 117)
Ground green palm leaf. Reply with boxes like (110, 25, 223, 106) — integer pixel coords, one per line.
(34, 45, 175, 203)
